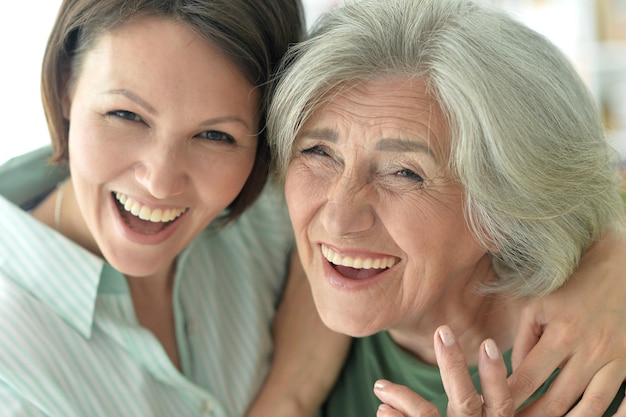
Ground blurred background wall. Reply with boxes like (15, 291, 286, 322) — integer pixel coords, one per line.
(2, 0, 625, 169)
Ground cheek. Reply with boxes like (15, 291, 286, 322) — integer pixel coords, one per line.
(285, 170, 307, 229)
(284, 165, 325, 230)
(68, 122, 126, 184)
(195, 151, 257, 204)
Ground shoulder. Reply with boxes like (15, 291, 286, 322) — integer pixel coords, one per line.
(0, 146, 67, 210)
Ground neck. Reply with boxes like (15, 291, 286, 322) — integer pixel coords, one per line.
(57, 180, 102, 256)
(387, 259, 524, 366)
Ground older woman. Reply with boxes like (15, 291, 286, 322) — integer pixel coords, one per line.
(268, 0, 626, 416)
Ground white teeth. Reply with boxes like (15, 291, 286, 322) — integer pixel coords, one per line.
(114, 192, 186, 223)
(321, 244, 398, 269)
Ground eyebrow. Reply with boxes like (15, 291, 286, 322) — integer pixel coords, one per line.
(299, 128, 338, 142)
(107, 89, 157, 115)
(299, 129, 436, 161)
(106, 89, 251, 130)
(376, 138, 436, 161)
(199, 116, 251, 130)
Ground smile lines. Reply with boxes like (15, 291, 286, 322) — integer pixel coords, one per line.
(321, 244, 399, 269)
(114, 192, 187, 223)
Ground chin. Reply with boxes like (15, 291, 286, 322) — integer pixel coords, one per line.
(318, 308, 382, 338)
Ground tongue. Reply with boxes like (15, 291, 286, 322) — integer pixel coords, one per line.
(334, 265, 383, 280)
(122, 211, 169, 235)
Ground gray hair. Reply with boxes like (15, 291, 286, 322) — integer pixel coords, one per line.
(268, 0, 625, 296)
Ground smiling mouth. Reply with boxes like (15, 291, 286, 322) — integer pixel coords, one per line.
(113, 192, 188, 235)
(321, 244, 399, 279)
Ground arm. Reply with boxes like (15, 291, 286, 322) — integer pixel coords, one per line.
(509, 227, 626, 416)
(246, 250, 351, 417)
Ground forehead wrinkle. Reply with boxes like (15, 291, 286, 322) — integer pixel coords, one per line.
(107, 88, 157, 115)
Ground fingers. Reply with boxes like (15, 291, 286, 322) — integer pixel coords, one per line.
(376, 403, 412, 417)
(507, 334, 566, 409)
(515, 360, 625, 417)
(373, 379, 440, 417)
(435, 325, 513, 417)
(375, 326, 515, 417)
(510, 305, 545, 371)
(564, 361, 625, 417)
(478, 339, 515, 416)
(434, 326, 483, 416)
(511, 318, 626, 417)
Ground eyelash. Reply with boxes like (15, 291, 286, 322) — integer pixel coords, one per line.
(107, 110, 236, 144)
(300, 145, 425, 184)
(301, 145, 329, 157)
(197, 130, 236, 144)
(109, 110, 142, 122)
(395, 168, 424, 183)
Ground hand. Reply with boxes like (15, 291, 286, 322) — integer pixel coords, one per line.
(373, 325, 515, 417)
(509, 228, 626, 416)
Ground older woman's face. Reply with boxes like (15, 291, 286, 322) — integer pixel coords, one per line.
(285, 78, 488, 337)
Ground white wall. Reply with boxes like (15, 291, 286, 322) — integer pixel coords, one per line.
(0, 1, 62, 164)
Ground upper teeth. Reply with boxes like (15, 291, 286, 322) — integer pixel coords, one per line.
(115, 192, 186, 223)
(321, 244, 399, 269)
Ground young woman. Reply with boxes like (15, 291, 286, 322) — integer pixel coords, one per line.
(1, 0, 626, 416)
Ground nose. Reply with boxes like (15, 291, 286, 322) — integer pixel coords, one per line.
(133, 143, 187, 199)
(320, 172, 375, 237)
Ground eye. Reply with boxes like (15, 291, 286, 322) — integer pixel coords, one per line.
(396, 168, 424, 183)
(197, 130, 236, 144)
(108, 110, 142, 122)
(301, 145, 330, 157)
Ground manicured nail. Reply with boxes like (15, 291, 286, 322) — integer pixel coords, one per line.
(438, 325, 456, 346)
(374, 379, 389, 390)
(484, 338, 500, 360)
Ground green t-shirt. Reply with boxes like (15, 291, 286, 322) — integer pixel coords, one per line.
(323, 331, 624, 416)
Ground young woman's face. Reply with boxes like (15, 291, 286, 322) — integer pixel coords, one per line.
(285, 78, 488, 337)
(64, 16, 259, 278)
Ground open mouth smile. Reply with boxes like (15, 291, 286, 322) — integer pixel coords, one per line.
(113, 192, 188, 235)
(321, 244, 399, 279)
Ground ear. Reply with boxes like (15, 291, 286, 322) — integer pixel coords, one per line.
(61, 71, 72, 120)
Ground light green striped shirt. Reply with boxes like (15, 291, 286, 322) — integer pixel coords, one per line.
(0, 147, 294, 416)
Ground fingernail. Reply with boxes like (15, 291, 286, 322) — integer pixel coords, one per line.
(438, 325, 456, 346)
(374, 379, 388, 391)
(484, 338, 500, 360)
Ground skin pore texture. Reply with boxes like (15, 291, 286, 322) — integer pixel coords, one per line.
(33, 15, 260, 368)
(285, 77, 523, 366)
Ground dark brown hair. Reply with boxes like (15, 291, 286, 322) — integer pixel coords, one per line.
(42, 0, 304, 221)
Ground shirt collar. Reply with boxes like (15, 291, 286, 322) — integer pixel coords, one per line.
(0, 195, 103, 338)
